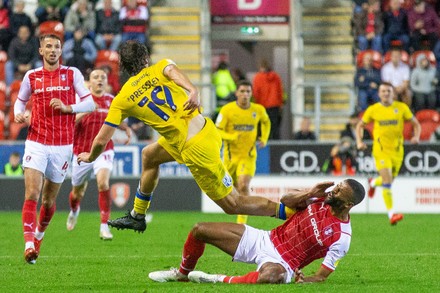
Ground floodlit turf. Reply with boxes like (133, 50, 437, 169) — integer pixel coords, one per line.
(0, 211, 439, 292)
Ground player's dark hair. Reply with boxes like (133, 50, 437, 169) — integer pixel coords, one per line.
(236, 80, 252, 89)
(39, 34, 61, 45)
(345, 179, 365, 206)
(119, 40, 149, 76)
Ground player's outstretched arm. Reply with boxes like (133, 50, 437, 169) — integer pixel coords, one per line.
(281, 181, 334, 211)
(295, 266, 332, 284)
(78, 124, 116, 164)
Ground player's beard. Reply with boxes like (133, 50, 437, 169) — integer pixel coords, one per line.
(325, 196, 346, 211)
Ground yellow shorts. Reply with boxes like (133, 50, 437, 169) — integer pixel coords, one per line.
(158, 118, 233, 201)
(224, 155, 257, 184)
(373, 153, 403, 177)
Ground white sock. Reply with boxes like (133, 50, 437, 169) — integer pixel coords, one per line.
(387, 210, 394, 219)
(100, 223, 109, 232)
(34, 228, 45, 240)
(25, 241, 35, 250)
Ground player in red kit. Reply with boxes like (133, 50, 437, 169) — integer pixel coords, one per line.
(66, 68, 131, 240)
(14, 34, 96, 264)
(149, 179, 365, 284)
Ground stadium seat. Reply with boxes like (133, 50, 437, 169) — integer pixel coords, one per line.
(409, 50, 436, 68)
(403, 121, 413, 141)
(415, 109, 440, 123)
(0, 50, 7, 82)
(419, 121, 438, 141)
(8, 121, 26, 140)
(39, 21, 65, 42)
(384, 50, 409, 64)
(0, 82, 6, 111)
(95, 50, 120, 75)
(0, 109, 4, 140)
(356, 50, 383, 69)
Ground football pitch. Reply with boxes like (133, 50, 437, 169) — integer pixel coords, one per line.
(1, 211, 439, 292)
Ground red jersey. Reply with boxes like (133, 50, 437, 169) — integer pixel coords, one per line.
(270, 201, 351, 271)
(17, 66, 91, 145)
(73, 93, 115, 155)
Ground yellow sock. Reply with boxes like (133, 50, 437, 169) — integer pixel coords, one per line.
(382, 186, 393, 211)
(133, 189, 152, 215)
(236, 215, 248, 224)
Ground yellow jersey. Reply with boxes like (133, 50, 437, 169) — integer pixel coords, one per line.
(105, 59, 199, 151)
(362, 101, 413, 155)
(216, 101, 270, 159)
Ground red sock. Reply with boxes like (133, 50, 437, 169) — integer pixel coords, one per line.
(37, 203, 56, 232)
(178, 232, 205, 275)
(22, 199, 38, 243)
(98, 190, 111, 224)
(223, 272, 260, 284)
(69, 191, 81, 212)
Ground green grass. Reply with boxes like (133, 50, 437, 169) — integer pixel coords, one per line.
(0, 211, 439, 292)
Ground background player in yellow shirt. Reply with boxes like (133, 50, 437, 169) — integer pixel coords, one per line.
(77, 41, 292, 233)
(356, 82, 420, 225)
(215, 80, 271, 224)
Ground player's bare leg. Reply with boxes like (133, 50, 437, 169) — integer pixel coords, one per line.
(108, 143, 174, 232)
(67, 183, 87, 231)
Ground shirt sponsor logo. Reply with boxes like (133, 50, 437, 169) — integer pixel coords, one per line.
(234, 124, 254, 131)
(308, 205, 323, 246)
(378, 120, 398, 126)
(34, 86, 71, 94)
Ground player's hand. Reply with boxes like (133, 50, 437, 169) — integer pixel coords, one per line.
(50, 98, 71, 113)
(257, 140, 266, 149)
(357, 141, 367, 150)
(77, 152, 91, 164)
(183, 91, 201, 114)
(14, 111, 30, 123)
(308, 181, 334, 198)
(410, 136, 419, 144)
(294, 268, 304, 284)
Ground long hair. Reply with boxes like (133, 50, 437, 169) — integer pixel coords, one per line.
(119, 41, 150, 76)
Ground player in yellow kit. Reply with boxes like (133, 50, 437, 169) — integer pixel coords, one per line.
(77, 41, 291, 232)
(215, 80, 270, 224)
(356, 82, 420, 225)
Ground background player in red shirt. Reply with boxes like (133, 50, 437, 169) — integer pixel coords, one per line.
(149, 179, 365, 284)
(14, 34, 95, 264)
(66, 68, 131, 240)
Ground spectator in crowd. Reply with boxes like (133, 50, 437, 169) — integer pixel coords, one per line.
(9, 0, 34, 37)
(253, 59, 284, 140)
(35, 0, 69, 24)
(322, 137, 357, 176)
(381, 48, 411, 106)
(63, 27, 97, 76)
(3, 151, 23, 176)
(352, 0, 368, 14)
(353, 0, 384, 53)
(119, 0, 149, 45)
(354, 51, 381, 111)
(293, 117, 316, 140)
(5, 26, 42, 86)
(0, 0, 12, 51)
(410, 53, 438, 112)
(382, 0, 410, 53)
(98, 64, 120, 95)
(95, 0, 122, 51)
(340, 113, 372, 141)
(231, 67, 246, 84)
(211, 61, 236, 120)
(407, 0, 440, 51)
(63, 0, 96, 41)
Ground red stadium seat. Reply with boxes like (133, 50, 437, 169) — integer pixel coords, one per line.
(0, 109, 4, 140)
(415, 109, 440, 123)
(39, 21, 65, 42)
(0, 50, 7, 82)
(356, 50, 382, 69)
(403, 121, 413, 141)
(419, 121, 438, 141)
(0, 82, 6, 111)
(95, 50, 120, 75)
(8, 121, 26, 140)
(384, 50, 409, 64)
(409, 50, 436, 68)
